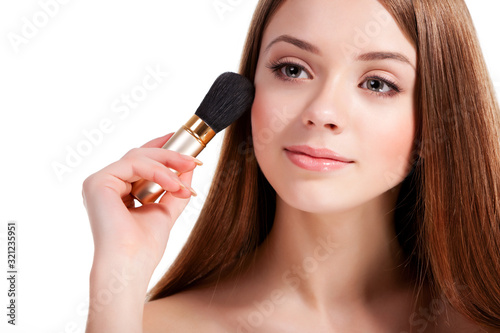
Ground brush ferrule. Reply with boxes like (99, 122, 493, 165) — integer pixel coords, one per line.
(160, 115, 215, 155)
(184, 115, 216, 146)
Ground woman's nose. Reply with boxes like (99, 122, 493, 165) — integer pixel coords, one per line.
(301, 79, 347, 133)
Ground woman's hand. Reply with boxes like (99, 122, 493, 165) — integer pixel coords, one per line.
(83, 133, 200, 267)
(82, 133, 201, 332)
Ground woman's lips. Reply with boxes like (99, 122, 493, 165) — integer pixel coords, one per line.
(284, 145, 354, 172)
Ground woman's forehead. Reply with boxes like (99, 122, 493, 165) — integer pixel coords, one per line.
(261, 0, 416, 66)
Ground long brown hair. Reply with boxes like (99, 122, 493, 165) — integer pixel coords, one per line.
(148, 0, 500, 328)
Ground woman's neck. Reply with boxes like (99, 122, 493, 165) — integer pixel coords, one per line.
(254, 188, 414, 312)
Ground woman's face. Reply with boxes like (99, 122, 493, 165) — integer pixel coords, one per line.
(251, 0, 417, 214)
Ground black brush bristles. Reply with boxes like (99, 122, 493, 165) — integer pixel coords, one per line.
(195, 72, 255, 133)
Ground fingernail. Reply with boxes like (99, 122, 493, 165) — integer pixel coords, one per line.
(180, 154, 203, 166)
(187, 185, 197, 197)
(177, 179, 197, 196)
(177, 180, 187, 190)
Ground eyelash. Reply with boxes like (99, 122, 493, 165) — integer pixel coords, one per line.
(266, 59, 310, 82)
(361, 75, 402, 98)
(266, 59, 402, 98)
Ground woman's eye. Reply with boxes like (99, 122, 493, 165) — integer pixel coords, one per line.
(280, 65, 308, 79)
(266, 59, 312, 82)
(359, 76, 401, 97)
(362, 78, 392, 93)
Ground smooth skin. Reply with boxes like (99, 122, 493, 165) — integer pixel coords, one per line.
(85, 0, 499, 332)
(83, 133, 200, 332)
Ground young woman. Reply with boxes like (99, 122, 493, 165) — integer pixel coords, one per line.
(83, 0, 500, 331)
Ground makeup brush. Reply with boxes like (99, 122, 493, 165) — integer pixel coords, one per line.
(130, 72, 255, 204)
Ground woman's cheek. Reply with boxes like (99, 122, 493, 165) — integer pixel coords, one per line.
(251, 87, 292, 153)
(372, 114, 415, 186)
(250, 88, 270, 154)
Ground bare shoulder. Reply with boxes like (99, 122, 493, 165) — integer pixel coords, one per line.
(143, 294, 190, 332)
(143, 289, 233, 333)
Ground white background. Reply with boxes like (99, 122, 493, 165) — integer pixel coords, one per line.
(0, 1, 498, 332)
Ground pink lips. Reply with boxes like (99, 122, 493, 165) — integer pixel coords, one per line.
(284, 145, 354, 172)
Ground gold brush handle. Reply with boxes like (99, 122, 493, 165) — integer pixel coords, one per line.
(130, 115, 215, 204)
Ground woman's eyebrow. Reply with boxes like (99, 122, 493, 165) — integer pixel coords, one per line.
(264, 35, 415, 70)
(356, 51, 416, 69)
(264, 34, 321, 55)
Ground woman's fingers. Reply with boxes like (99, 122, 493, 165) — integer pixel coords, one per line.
(158, 170, 195, 220)
(102, 158, 189, 197)
(140, 132, 175, 148)
(84, 153, 197, 200)
(123, 148, 202, 173)
(83, 134, 203, 211)
(138, 133, 203, 173)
